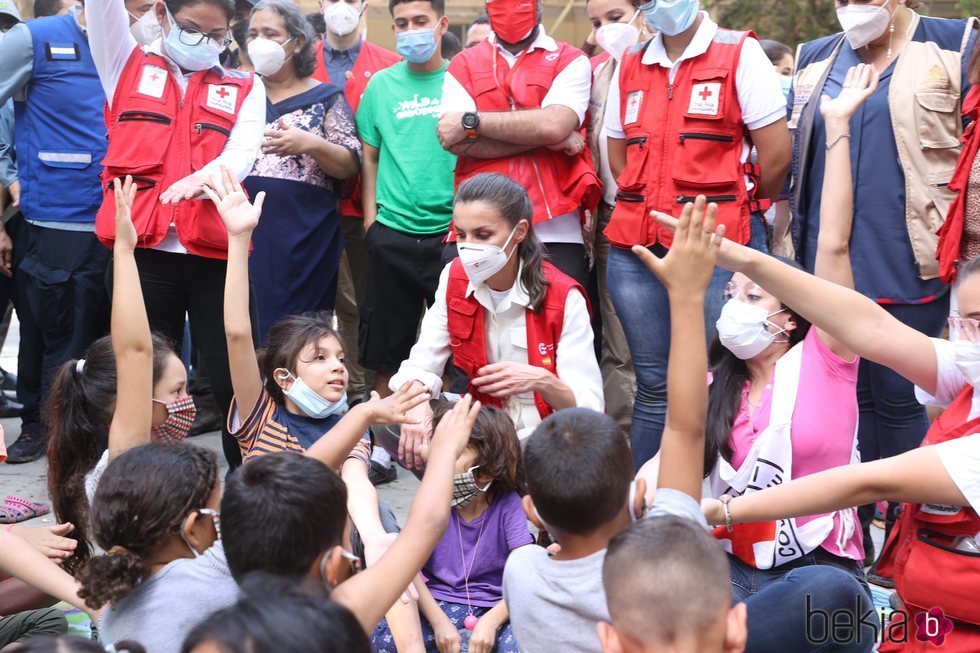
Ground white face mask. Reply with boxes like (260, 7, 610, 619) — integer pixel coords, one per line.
(129, 10, 162, 45)
(715, 299, 788, 360)
(323, 1, 361, 36)
(247, 36, 293, 77)
(595, 12, 640, 61)
(836, 0, 892, 50)
(457, 224, 520, 287)
(953, 340, 980, 388)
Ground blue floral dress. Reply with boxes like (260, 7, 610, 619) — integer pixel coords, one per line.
(244, 83, 360, 341)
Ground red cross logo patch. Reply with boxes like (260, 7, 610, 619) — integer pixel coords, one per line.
(688, 82, 721, 116)
(206, 84, 238, 114)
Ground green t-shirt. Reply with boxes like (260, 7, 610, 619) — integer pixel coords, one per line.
(356, 61, 457, 236)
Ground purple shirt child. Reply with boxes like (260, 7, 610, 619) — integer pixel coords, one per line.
(424, 490, 534, 607)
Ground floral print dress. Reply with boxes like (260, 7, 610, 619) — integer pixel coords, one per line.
(244, 83, 360, 341)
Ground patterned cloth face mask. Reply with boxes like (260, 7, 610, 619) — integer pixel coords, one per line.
(151, 395, 197, 445)
(452, 465, 492, 508)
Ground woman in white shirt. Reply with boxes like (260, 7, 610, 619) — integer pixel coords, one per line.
(390, 173, 603, 469)
(84, 0, 266, 469)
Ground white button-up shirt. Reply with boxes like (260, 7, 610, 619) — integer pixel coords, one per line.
(391, 262, 604, 439)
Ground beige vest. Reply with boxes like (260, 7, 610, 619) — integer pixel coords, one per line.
(791, 14, 977, 280)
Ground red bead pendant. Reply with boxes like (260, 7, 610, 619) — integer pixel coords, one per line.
(464, 614, 479, 631)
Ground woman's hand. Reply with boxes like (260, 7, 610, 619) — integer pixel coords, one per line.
(262, 117, 319, 157)
(468, 614, 502, 653)
(362, 381, 431, 425)
(202, 165, 265, 238)
(11, 523, 77, 562)
(649, 205, 752, 274)
(633, 196, 725, 297)
(160, 172, 210, 204)
(432, 611, 462, 653)
(471, 362, 551, 398)
(701, 497, 724, 526)
(113, 175, 139, 252)
(820, 63, 879, 123)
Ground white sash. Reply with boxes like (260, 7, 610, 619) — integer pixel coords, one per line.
(709, 342, 858, 569)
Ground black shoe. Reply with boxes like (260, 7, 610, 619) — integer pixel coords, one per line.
(0, 393, 22, 418)
(368, 460, 397, 486)
(5, 423, 48, 464)
(0, 369, 16, 394)
(867, 561, 895, 589)
(863, 538, 875, 569)
(187, 404, 224, 437)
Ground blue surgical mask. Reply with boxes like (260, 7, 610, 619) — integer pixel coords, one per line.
(163, 9, 225, 72)
(780, 74, 793, 101)
(397, 28, 438, 64)
(640, 0, 699, 36)
(280, 370, 348, 419)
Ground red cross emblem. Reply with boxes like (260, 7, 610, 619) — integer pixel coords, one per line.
(699, 86, 713, 101)
(149, 72, 161, 81)
(215, 87, 230, 99)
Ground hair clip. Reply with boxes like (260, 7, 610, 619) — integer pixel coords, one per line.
(76, 359, 86, 374)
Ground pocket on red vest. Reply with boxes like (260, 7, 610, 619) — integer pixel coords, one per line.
(102, 110, 174, 174)
(901, 529, 980, 626)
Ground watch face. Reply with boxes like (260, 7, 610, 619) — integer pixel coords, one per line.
(462, 114, 478, 129)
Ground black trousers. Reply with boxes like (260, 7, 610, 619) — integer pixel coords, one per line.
(106, 248, 257, 469)
(11, 216, 109, 426)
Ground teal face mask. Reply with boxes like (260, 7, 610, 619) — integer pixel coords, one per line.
(279, 370, 347, 419)
(397, 27, 438, 64)
(639, 0, 699, 37)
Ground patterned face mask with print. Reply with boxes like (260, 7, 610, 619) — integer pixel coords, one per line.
(152, 395, 197, 445)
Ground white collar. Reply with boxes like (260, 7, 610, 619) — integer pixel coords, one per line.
(467, 260, 531, 312)
(641, 11, 717, 67)
(70, 5, 86, 33)
(490, 25, 558, 55)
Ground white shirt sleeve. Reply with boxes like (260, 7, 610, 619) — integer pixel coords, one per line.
(196, 77, 266, 182)
(389, 264, 453, 397)
(645, 487, 709, 528)
(935, 433, 980, 514)
(84, 0, 138, 103)
(603, 72, 625, 139)
(914, 338, 967, 409)
(555, 289, 604, 411)
(441, 71, 477, 113)
(541, 54, 592, 127)
(735, 37, 788, 131)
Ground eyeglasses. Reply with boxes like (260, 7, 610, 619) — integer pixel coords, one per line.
(339, 547, 363, 575)
(723, 280, 765, 303)
(167, 9, 231, 48)
(948, 316, 980, 343)
(197, 508, 222, 539)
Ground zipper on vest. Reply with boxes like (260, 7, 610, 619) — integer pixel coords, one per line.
(626, 136, 647, 146)
(668, 83, 673, 100)
(676, 194, 736, 204)
(679, 132, 734, 143)
(195, 122, 232, 137)
(616, 191, 644, 203)
(118, 111, 172, 126)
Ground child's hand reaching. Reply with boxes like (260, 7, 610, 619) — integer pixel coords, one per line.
(634, 195, 725, 297)
(202, 165, 265, 238)
(421, 394, 481, 463)
(113, 175, 138, 252)
(362, 381, 431, 425)
(820, 63, 878, 123)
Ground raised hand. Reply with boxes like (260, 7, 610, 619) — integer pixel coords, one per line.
(421, 394, 481, 463)
(363, 381, 431, 425)
(261, 116, 317, 157)
(202, 165, 265, 238)
(633, 195, 725, 296)
(820, 63, 879, 122)
(12, 523, 78, 562)
(113, 175, 139, 252)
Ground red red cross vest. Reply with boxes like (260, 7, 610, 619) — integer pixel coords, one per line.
(875, 384, 980, 651)
(607, 29, 759, 250)
(937, 85, 980, 285)
(446, 258, 588, 419)
(96, 47, 254, 260)
(312, 40, 400, 219)
(446, 39, 600, 226)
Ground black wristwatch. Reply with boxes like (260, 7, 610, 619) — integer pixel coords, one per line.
(462, 111, 480, 140)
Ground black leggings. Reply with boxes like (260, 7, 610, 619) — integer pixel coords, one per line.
(106, 248, 257, 468)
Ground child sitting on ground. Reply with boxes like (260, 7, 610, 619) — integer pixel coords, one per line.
(372, 406, 533, 653)
(504, 197, 737, 653)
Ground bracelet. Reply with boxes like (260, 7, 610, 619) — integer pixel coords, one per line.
(826, 132, 851, 151)
(720, 494, 734, 533)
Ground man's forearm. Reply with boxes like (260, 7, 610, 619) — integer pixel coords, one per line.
(476, 106, 577, 146)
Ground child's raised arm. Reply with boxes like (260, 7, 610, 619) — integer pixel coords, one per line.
(107, 176, 154, 460)
(203, 166, 266, 421)
(332, 395, 480, 634)
(811, 64, 878, 359)
(632, 198, 724, 500)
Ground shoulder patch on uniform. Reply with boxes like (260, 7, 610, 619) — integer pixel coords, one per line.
(627, 39, 649, 55)
(219, 67, 251, 79)
(45, 42, 80, 61)
(711, 28, 745, 45)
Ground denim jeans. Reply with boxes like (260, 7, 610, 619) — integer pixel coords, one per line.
(729, 551, 877, 653)
(606, 212, 770, 469)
